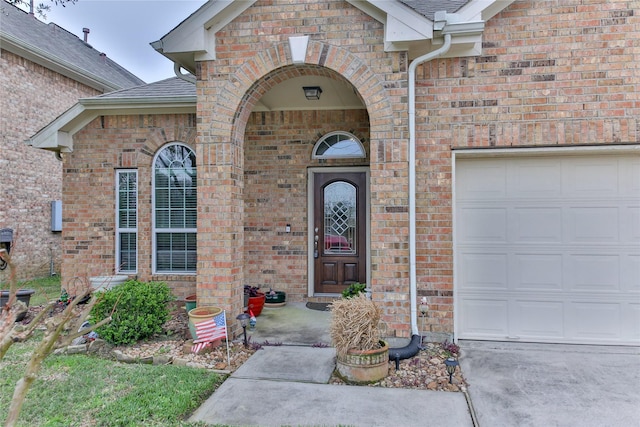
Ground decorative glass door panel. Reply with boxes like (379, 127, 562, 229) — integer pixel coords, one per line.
(324, 182, 357, 255)
(314, 172, 366, 294)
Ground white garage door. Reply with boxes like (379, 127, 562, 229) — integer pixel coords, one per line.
(455, 152, 640, 345)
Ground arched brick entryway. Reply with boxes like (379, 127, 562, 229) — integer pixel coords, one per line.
(196, 40, 403, 336)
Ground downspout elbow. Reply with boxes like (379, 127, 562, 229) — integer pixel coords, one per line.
(174, 63, 196, 84)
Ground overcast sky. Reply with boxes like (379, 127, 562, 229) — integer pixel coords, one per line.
(44, 0, 207, 83)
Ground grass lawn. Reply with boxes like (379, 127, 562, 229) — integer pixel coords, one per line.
(12, 275, 64, 306)
(1, 276, 228, 427)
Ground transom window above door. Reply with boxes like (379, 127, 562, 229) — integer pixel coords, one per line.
(312, 131, 365, 159)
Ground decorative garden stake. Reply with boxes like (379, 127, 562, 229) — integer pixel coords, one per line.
(444, 357, 459, 384)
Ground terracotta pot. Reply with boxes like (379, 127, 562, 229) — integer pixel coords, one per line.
(336, 340, 389, 384)
(247, 292, 266, 316)
(188, 306, 223, 341)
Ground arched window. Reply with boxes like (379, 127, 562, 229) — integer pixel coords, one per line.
(312, 131, 365, 159)
(152, 143, 197, 273)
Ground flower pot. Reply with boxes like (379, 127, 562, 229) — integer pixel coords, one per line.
(0, 289, 35, 321)
(247, 292, 266, 317)
(336, 340, 389, 384)
(89, 275, 129, 292)
(188, 306, 223, 341)
(264, 291, 286, 307)
(185, 294, 197, 312)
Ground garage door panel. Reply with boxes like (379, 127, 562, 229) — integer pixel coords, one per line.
(625, 304, 640, 340)
(508, 161, 562, 197)
(513, 207, 563, 243)
(568, 207, 619, 243)
(456, 161, 506, 199)
(456, 153, 640, 346)
(568, 254, 620, 291)
(567, 302, 622, 341)
(629, 207, 640, 242)
(511, 300, 564, 339)
(565, 159, 620, 196)
(622, 158, 640, 194)
(460, 298, 509, 337)
(459, 207, 507, 242)
(460, 253, 508, 290)
(624, 255, 640, 293)
(512, 253, 563, 291)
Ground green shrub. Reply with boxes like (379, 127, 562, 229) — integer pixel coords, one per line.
(91, 280, 174, 345)
(341, 283, 367, 299)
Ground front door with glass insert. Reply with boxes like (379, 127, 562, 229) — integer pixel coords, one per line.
(313, 172, 366, 294)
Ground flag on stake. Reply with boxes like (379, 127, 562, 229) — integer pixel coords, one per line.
(192, 311, 229, 359)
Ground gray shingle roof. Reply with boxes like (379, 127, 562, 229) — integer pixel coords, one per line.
(398, 0, 468, 20)
(0, 2, 145, 90)
(95, 77, 195, 100)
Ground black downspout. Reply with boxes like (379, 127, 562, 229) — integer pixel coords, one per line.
(388, 334, 422, 370)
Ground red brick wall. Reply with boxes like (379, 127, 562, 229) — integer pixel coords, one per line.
(60, 114, 198, 297)
(412, 0, 639, 334)
(0, 49, 101, 282)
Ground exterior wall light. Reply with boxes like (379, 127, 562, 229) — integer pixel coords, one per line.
(303, 86, 322, 100)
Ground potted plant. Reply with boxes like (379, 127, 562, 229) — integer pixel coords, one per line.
(244, 285, 266, 317)
(329, 293, 389, 384)
(264, 287, 286, 307)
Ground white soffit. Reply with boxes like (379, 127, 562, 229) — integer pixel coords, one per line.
(152, 1, 257, 72)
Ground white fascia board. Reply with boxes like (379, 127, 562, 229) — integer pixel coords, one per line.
(347, 0, 433, 43)
(28, 97, 196, 152)
(1, 33, 121, 92)
(456, 0, 516, 22)
(154, 1, 256, 61)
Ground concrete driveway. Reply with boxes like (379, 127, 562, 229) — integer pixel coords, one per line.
(459, 341, 640, 427)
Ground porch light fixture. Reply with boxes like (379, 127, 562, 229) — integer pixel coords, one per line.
(444, 357, 459, 384)
(303, 86, 322, 100)
(236, 313, 250, 347)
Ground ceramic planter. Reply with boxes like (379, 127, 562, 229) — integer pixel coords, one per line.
(188, 306, 223, 341)
(247, 292, 266, 316)
(185, 294, 197, 312)
(264, 291, 286, 306)
(336, 340, 389, 384)
(0, 288, 35, 321)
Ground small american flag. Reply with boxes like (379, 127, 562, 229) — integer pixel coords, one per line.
(192, 311, 227, 354)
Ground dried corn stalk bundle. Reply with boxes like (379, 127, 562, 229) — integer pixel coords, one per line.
(329, 294, 382, 357)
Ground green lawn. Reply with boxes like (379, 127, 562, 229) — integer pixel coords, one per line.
(1, 276, 228, 426)
(13, 275, 64, 306)
(0, 333, 225, 426)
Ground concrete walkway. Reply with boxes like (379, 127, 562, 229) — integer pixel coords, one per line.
(189, 346, 473, 427)
(190, 303, 472, 426)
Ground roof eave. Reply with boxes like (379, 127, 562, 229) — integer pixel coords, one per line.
(1, 32, 123, 93)
(27, 96, 197, 153)
(151, 0, 257, 76)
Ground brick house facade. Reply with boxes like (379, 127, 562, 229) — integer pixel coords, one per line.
(0, 3, 144, 280)
(30, 0, 639, 345)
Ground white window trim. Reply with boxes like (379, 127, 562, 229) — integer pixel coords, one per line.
(115, 169, 138, 274)
(152, 142, 197, 275)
